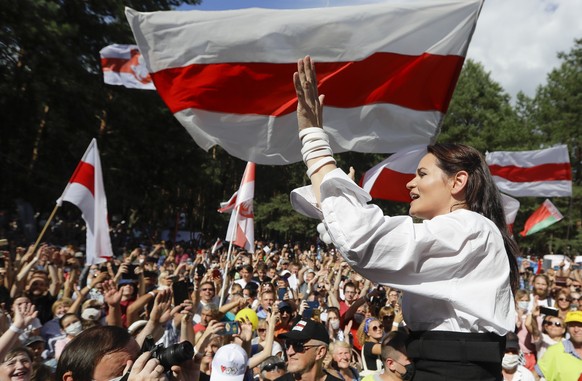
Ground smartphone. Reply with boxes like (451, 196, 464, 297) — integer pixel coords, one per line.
(277, 288, 286, 300)
(303, 301, 320, 319)
(540, 306, 559, 317)
(306, 301, 319, 309)
(219, 321, 240, 336)
(172, 280, 193, 305)
(122, 264, 138, 280)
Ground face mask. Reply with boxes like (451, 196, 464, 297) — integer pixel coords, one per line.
(353, 313, 365, 324)
(65, 321, 83, 336)
(330, 319, 340, 330)
(394, 361, 415, 381)
(518, 301, 529, 311)
(501, 353, 520, 370)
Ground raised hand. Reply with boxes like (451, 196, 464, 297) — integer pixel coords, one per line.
(293, 56, 325, 130)
(103, 280, 122, 306)
(13, 301, 38, 329)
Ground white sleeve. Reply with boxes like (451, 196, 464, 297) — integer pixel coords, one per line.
(319, 168, 498, 291)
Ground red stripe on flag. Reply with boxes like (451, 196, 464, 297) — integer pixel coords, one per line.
(69, 161, 95, 196)
(101, 57, 133, 74)
(489, 163, 572, 182)
(368, 169, 414, 203)
(151, 52, 464, 116)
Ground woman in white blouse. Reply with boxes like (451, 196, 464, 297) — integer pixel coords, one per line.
(291, 56, 519, 381)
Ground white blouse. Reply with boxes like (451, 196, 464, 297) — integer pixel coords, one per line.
(299, 168, 515, 335)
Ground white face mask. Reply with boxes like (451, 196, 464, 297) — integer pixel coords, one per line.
(501, 353, 520, 370)
(517, 301, 529, 311)
(65, 321, 83, 336)
(330, 319, 340, 330)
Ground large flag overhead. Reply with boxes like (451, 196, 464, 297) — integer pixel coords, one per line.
(520, 199, 564, 237)
(225, 162, 255, 252)
(126, 1, 483, 165)
(100, 44, 156, 90)
(57, 139, 113, 264)
(486, 145, 572, 197)
(360, 145, 427, 202)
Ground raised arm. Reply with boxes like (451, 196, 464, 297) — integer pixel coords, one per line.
(293, 56, 337, 205)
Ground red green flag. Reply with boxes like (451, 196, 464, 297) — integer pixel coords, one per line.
(519, 199, 563, 237)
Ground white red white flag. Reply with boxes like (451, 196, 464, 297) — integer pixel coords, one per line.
(211, 238, 223, 254)
(486, 145, 572, 197)
(225, 162, 255, 252)
(57, 139, 113, 264)
(500, 193, 520, 235)
(126, 1, 483, 165)
(218, 191, 238, 214)
(360, 145, 427, 202)
(100, 44, 156, 90)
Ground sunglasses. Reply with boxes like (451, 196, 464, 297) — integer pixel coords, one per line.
(370, 325, 384, 331)
(258, 328, 267, 333)
(285, 341, 320, 353)
(543, 321, 563, 327)
(200, 288, 214, 291)
(262, 363, 286, 372)
(558, 298, 571, 302)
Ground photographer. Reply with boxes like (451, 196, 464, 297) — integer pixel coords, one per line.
(56, 324, 196, 381)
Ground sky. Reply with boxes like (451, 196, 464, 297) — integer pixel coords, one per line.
(184, 0, 582, 102)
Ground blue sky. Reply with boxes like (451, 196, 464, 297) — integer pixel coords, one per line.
(179, 0, 582, 101)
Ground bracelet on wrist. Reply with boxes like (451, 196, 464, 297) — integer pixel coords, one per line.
(392, 322, 400, 328)
(9, 324, 25, 334)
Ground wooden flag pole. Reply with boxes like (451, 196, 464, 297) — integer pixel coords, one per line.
(30, 203, 60, 255)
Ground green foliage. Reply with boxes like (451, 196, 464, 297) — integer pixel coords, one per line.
(0, 4, 579, 251)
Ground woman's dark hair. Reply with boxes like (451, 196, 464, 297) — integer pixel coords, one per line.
(56, 325, 133, 381)
(427, 143, 520, 293)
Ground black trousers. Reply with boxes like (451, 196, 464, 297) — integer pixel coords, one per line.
(406, 331, 505, 381)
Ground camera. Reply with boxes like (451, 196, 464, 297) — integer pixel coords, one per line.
(142, 336, 193, 369)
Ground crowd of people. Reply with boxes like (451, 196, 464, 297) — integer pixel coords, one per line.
(0, 239, 579, 381)
(1, 56, 580, 381)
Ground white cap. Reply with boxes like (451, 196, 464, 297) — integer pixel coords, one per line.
(81, 307, 101, 321)
(211, 344, 248, 381)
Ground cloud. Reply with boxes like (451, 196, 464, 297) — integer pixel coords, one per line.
(468, 0, 582, 100)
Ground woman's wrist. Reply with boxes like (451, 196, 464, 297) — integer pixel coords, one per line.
(9, 324, 25, 334)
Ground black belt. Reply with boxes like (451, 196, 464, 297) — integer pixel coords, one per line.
(407, 331, 505, 363)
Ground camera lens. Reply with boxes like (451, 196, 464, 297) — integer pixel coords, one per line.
(151, 341, 194, 369)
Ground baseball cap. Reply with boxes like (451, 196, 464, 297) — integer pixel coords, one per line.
(81, 307, 101, 321)
(211, 343, 248, 381)
(565, 310, 582, 324)
(128, 320, 148, 335)
(24, 336, 45, 347)
(278, 319, 329, 344)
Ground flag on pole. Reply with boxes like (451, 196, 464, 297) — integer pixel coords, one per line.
(225, 162, 255, 252)
(500, 193, 520, 235)
(126, 1, 483, 165)
(211, 238, 223, 254)
(218, 191, 238, 213)
(360, 145, 427, 202)
(519, 199, 564, 237)
(57, 139, 113, 264)
(486, 145, 572, 197)
(100, 44, 156, 90)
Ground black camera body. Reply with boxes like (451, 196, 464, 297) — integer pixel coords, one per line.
(118, 335, 194, 380)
